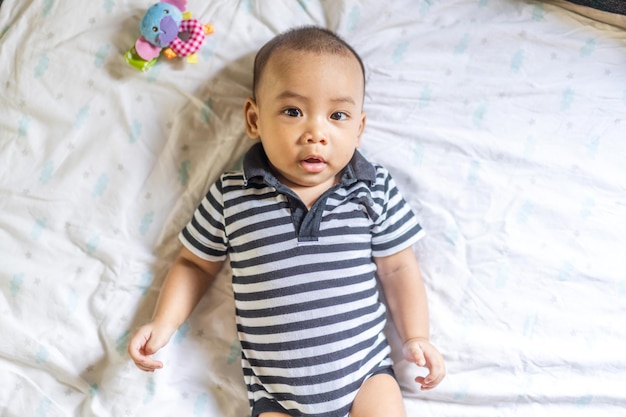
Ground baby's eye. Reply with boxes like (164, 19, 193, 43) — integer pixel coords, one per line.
(330, 112, 347, 121)
(283, 108, 302, 117)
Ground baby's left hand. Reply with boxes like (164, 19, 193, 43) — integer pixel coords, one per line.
(402, 338, 446, 390)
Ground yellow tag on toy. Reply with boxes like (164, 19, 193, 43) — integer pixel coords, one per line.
(187, 53, 198, 64)
(182, 11, 192, 19)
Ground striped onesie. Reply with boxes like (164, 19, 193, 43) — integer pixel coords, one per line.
(180, 143, 424, 417)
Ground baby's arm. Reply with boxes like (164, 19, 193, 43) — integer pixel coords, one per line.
(128, 247, 223, 372)
(375, 246, 446, 390)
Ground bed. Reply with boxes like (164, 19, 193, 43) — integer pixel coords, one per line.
(1, 0, 625, 415)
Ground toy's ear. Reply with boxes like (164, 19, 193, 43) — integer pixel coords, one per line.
(161, 0, 186, 11)
(135, 36, 162, 60)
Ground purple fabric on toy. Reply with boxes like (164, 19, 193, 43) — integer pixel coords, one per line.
(163, 0, 187, 12)
(156, 16, 179, 47)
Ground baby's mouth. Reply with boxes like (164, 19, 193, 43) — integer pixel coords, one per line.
(300, 156, 326, 173)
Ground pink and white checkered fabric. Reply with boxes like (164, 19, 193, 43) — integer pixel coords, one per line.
(169, 19, 206, 57)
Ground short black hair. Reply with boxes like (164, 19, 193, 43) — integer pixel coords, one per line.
(252, 26, 365, 98)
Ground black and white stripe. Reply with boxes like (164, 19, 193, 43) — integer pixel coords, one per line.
(180, 156, 423, 417)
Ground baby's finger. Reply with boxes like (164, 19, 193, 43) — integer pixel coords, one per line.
(415, 374, 437, 390)
(415, 366, 445, 390)
(405, 344, 426, 367)
(415, 376, 431, 390)
(128, 340, 163, 372)
(134, 356, 164, 372)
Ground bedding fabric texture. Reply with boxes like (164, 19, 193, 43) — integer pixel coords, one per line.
(1, 0, 626, 416)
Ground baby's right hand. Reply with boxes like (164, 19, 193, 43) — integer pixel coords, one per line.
(127, 322, 173, 372)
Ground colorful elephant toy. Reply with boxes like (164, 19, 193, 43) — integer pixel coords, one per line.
(125, 0, 213, 72)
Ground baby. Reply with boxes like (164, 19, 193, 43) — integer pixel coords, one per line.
(128, 26, 445, 417)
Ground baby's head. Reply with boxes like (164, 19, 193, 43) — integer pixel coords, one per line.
(244, 27, 367, 197)
(251, 26, 365, 101)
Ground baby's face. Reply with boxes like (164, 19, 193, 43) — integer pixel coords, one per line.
(245, 49, 366, 194)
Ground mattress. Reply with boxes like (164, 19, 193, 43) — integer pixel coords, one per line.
(1, 0, 625, 416)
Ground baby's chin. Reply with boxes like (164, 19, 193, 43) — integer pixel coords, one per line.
(279, 171, 339, 190)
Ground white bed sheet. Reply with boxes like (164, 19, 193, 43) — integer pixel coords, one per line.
(1, 0, 625, 416)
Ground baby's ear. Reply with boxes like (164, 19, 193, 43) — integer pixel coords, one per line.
(244, 98, 261, 140)
(356, 111, 366, 146)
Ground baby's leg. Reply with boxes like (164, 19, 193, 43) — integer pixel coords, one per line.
(350, 373, 406, 417)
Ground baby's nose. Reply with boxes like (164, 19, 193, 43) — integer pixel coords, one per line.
(305, 118, 328, 145)
(306, 135, 327, 145)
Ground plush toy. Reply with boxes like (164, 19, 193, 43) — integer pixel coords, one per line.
(125, 0, 213, 72)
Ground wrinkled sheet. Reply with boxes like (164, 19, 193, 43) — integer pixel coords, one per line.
(1, 0, 625, 415)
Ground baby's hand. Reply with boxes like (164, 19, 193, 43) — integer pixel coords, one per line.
(402, 338, 446, 390)
(127, 322, 174, 372)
